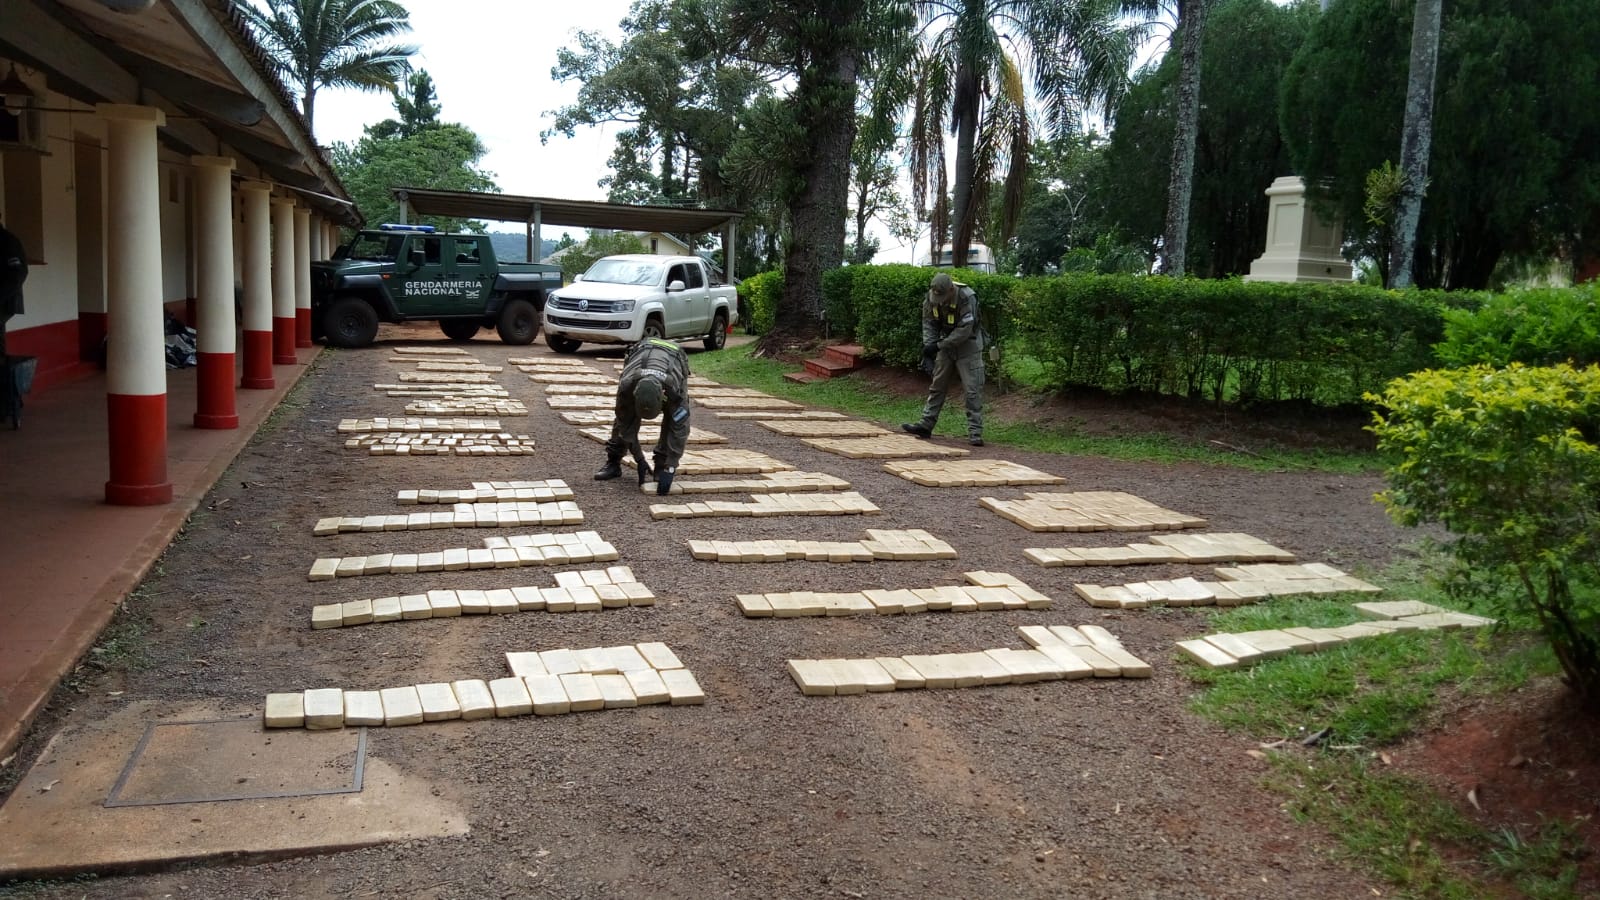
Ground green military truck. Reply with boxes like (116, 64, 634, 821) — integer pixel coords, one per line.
(311, 224, 562, 348)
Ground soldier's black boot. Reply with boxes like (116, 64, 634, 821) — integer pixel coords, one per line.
(594, 453, 623, 480)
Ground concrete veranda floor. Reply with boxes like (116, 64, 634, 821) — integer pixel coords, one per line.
(0, 349, 316, 760)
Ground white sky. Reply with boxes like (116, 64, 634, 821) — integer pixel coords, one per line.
(310, 0, 1195, 260)
(312, 0, 639, 239)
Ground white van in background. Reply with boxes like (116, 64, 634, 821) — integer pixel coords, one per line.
(916, 242, 997, 274)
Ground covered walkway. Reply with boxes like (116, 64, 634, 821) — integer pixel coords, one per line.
(0, 354, 313, 757)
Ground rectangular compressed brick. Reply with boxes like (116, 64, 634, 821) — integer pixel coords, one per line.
(595, 673, 639, 708)
(380, 686, 425, 726)
(559, 673, 605, 711)
(311, 604, 343, 630)
(660, 668, 706, 705)
(303, 688, 344, 730)
(874, 656, 926, 689)
(787, 659, 834, 696)
(263, 692, 305, 728)
(624, 668, 671, 705)
(1177, 638, 1240, 669)
(343, 690, 385, 727)
(488, 676, 533, 717)
(525, 674, 572, 715)
(399, 594, 432, 620)
(426, 589, 462, 617)
(452, 679, 496, 720)
(505, 651, 548, 678)
(416, 682, 461, 721)
(636, 642, 684, 670)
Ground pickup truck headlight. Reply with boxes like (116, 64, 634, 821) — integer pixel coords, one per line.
(613, 300, 635, 313)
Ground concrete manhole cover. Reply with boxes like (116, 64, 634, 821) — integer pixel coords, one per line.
(105, 716, 366, 807)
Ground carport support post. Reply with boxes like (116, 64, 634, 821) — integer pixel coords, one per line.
(191, 155, 238, 429)
(239, 182, 274, 389)
(310, 214, 324, 261)
(532, 203, 542, 261)
(98, 104, 172, 506)
(724, 220, 737, 282)
(294, 207, 312, 347)
(271, 198, 298, 364)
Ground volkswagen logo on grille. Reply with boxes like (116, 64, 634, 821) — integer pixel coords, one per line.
(577, 299, 589, 311)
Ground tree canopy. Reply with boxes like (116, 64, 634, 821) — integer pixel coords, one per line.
(330, 74, 498, 232)
(1095, 0, 1315, 277)
(234, 0, 416, 133)
(1280, 0, 1600, 289)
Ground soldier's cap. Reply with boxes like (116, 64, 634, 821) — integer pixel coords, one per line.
(633, 376, 664, 419)
(930, 272, 955, 298)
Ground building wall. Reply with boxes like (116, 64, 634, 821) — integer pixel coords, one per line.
(2, 90, 102, 387)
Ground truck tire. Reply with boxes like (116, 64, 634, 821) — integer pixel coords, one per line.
(703, 311, 728, 351)
(642, 316, 666, 342)
(545, 334, 582, 354)
(323, 297, 379, 348)
(440, 319, 480, 341)
(496, 298, 540, 345)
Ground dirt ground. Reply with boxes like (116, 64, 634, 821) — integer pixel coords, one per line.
(1, 328, 1561, 898)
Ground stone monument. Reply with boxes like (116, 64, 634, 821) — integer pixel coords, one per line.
(1243, 176, 1353, 283)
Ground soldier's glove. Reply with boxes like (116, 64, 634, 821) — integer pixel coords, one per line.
(656, 466, 675, 496)
(920, 342, 938, 375)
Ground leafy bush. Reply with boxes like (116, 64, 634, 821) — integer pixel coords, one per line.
(1368, 363, 1600, 704)
(1007, 274, 1463, 405)
(831, 264, 1020, 367)
(821, 266, 862, 339)
(737, 269, 783, 335)
(1435, 284, 1600, 368)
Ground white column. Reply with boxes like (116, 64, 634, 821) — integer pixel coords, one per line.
(97, 103, 172, 505)
(190, 155, 238, 428)
(310, 213, 324, 261)
(270, 196, 297, 364)
(294, 207, 312, 347)
(239, 181, 274, 389)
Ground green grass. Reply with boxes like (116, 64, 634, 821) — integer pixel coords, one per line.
(691, 345, 1375, 473)
(1180, 557, 1581, 897)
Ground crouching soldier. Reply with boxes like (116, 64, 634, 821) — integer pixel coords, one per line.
(902, 272, 985, 446)
(595, 338, 691, 495)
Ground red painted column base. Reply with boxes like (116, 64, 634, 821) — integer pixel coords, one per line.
(296, 307, 313, 348)
(194, 350, 239, 429)
(273, 316, 298, 364)
(106, 392, 172, 506)
(241, 329, 275, 389)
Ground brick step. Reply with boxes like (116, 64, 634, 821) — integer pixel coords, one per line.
(783, 371, 823, 385)
(822, 344, 867, 367)
(803, 357, 857, 379)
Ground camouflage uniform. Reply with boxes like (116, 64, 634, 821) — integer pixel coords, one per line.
(601, 338, 691, 489)
(907, 274, 984, 443)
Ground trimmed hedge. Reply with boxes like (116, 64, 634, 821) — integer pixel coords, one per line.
(736, 269, 783, 336)
(824, 265, 1480, 406)
(1435, 283, 1600, 368)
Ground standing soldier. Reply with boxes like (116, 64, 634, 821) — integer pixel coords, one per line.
(902, 272, 985, 446)
(595, 337, 691, 495)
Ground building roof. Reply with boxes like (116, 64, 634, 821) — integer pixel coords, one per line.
(392, 188, 743, 235)
(4, 0, 357, 224)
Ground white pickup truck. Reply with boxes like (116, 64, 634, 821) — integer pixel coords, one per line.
(541, 254, 738, 353)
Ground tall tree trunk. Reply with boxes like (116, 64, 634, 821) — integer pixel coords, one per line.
(1160, 0, 1209, 277)
(1389, 0, 1442, 290)
(302, 85, 317, 133)
(767, 39, 860, 346)
(948, 64, 980, 270)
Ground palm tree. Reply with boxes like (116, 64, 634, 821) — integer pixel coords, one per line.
(909, 0, 1140, 268)
(235, 0, 417, 134)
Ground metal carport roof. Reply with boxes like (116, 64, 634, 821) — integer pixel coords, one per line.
(391, 187, 743, 278)
(391, 188, 742, 234)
